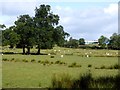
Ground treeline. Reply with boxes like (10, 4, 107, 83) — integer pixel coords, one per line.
(0, 4, 120, 54)
(0, 4, 69, 55)
(64, 33, 120, 50)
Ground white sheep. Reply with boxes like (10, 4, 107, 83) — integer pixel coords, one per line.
(48, 53, 51, 55)
(106, 53, 109, 55)
(86, 55, 89, 57)
(61, 55, 63, 58)
(58, 50, 61, 52)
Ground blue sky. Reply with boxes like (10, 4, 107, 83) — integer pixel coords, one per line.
(0, 0, 119, 40)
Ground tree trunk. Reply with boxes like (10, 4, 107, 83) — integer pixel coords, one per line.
(37, 45, 40, 55)
(23, 46, 25, 55)
(27, 47, 30, 55)
(37, 48, 40, 55)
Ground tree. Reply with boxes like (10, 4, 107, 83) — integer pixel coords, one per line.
(14, 15, 35, 54)
(2, 26, 20, 48)
(0, 24, 6, 29)
(108, 33, 120, 50)
(79, 38, 85, 45)
(98, 35, 109, 49)
(34, 4, 67, 54)
(64, 37, 79, 48)
(53, 25, 70, 47)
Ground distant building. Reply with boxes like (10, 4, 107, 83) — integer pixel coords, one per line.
(85, 40, 98, 45)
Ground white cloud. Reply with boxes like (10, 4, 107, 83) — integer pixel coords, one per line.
(104, 4, 118, 16)
(0, 2, 118, 40)
(53, 3, 118, 40)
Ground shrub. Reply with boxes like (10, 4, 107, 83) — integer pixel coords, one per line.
(68, 62, 81, 68)
(100, 65, 106, 69)
(68, 65, 73, 67)
(55, 60, 60, 64)
(51, 62, 54, 64)
(43, 63, 46, 66)
(88, 64, 92, 68)
(45, 60, 49, 64)
(38, 60, 41, 63)
(22, 59, 28, 63)
(95, 67, 98, 69)
(41, 61, 44, 64)
(76, 65, 81, 67)
(51, 56, 55, 58)
(72, 62, 76, 66)
(113, 64, 120, 69)
(31, 59, 35, 62)
(72, 72, 92, 89)
(2, 58, 8, 61)
(11, 58, 15, 60)
(10, 58, 15, 62)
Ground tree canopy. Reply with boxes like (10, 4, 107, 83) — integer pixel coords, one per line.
(2, 4, 69, 54)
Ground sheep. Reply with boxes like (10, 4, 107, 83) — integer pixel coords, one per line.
(106, 53, 109, 56)
(60, 55, 63, 58)
(58, 50, 61, 52)
(86, 55, 89, 57)
(48, 53, 51, 55)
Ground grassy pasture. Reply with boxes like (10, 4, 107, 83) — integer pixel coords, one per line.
(1, 47, 119, 88)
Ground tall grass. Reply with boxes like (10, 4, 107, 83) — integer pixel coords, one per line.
(51, 72, 120, 89)
(51, 73, 72, 88)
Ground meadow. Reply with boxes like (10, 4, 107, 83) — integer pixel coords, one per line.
(1, 47, 119, 88)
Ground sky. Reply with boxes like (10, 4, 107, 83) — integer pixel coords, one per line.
(0, 0, 119, 40)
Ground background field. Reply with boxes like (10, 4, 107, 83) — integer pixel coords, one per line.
(2, 47, 119, 88)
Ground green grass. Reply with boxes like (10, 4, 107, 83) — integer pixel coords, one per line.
(2, 47, 119, 88)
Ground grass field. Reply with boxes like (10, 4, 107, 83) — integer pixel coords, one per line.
(1, 47, 119, 88)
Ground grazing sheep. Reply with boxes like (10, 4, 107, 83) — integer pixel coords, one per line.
(48, 53, 51, 55)
(58, 50, 61, 52)
(86, 55, 89, 57)
(106, 53, 109, 55)
(61, 55, 63, 58)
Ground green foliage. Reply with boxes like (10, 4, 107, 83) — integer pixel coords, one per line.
(51, 73, 72, 88)
(38, 60, 41, 63)
(22, 59, 28, 62)
(79, 38, 85, 45)
(34, 4, 68, 54)
(95, 64, 120, 69)
(98, 35, 109, 49)
(51, 72, 120, 89)
(2, 4, 69, 55)
(2, 58, 8, 61)
(88, 64, 92, 67)
(31, 59, 36, 62)
(108, 33, 120, 50)
(14, 14, 35, 54)
(2, 27, 20, 47)
(64, 37, 79, 48)
(68, 62, 81, 68)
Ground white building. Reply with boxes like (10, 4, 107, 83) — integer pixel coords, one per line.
(85, 40, 98, 45)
